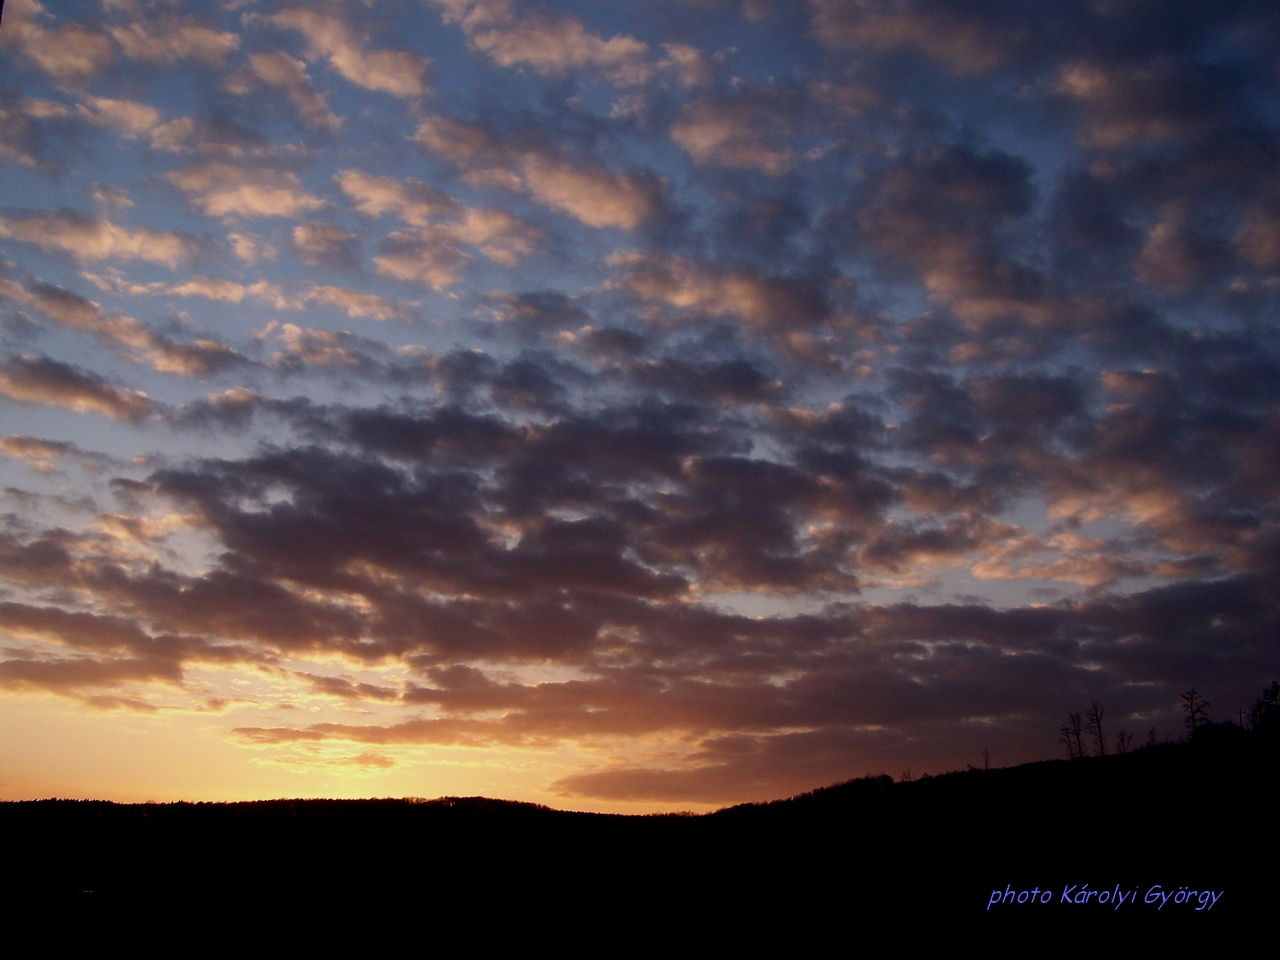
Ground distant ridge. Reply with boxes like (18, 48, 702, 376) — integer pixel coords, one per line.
(4, 729, 1271, 938)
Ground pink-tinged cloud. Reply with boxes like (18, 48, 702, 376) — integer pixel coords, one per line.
(227, 232, 278, 264)
(243, 52, 343, 133)
(468, 16, 650, 85)
(412, 116, 658, 229)
(74, 95, 163, 138)
(107, 18, 239, 65)
(1, 0, 1278, 809)
(95, 274, 416, 325)
(810, 0, 1019, 75)
(610, 253, 827, 331)
(300, 286, 416, 323)
(2, 0, 115, 83)
(660, 43, 715, 88)
(4, 276, 241, 375)
(166, 161, 326, 219)
(1055, 60, 1223, 149)
(336, 169, 461, 226)
(0, 211, 198, 268)
(429, 0, 651, 85)
(519, 154, 656, 229)
(0, 355, 156, 420)
(292, 222, 361, 271)
(337, 168, 538, 284)
(672, 99, 795, 176)
(270, 8, 431, 98)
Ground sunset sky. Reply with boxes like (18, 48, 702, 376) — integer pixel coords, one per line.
(1, 0, 1278, 812)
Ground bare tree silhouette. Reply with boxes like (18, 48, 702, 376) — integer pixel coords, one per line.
(1181, 688, 1211, 740)
(1060, 712, 1085, 759)
(1086, 701, 1106, 756)
(1247, 681, 1278, 733)
(1116, 730, 1132, 754)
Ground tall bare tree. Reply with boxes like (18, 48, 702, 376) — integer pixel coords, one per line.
(1086, 701, 1106, 756)
(1181, 688, 1211, 739)
(1246, 681, 1278, 732)
(1060, 712, 1085, 759)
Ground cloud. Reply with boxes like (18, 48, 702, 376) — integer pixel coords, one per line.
(270, 8, 431, 98)
(0, 355, 156, 420)
(2, 0, 1279, 806)
(265, 324, 385, 372)
(0, 655, 179, 696)
(2, 0, 115, 83)
(852, 144, 1049, 327)
(468, 15, 650, 85)
(242, 52, 343, 133)
(412, 116, 660, 229)
(0, 434, 109, 474)
(85, 272, 416, 325)
(335, 169, 458, 225)
(227, 232, 278, 264)
(0, 101, 43, 169)
(428, 0, 651, 85)
(1055, 59, 1233, 149)
(292, 222, 361, 271)
(0, 211, 198, 268)
(74, 95, 163, 138)
(621, 356, 784, 404)
(610, 253, 828, 332)
(550, 729, 896, 804)
(672, 97, 796, 176)
(337, 169, 539, 285)
(3, 275, 242, 375)
(300, 285, 417, 323)
(1133, 217, 1224, 290)
(167, 276, 255, 303)
(107, 17, 239, 65)
(810, 0, 1033, 75)
(167, 160, 326, 219)
(372, 230, 472, 290)
(0, 434, 75, 462)
(91, 184, 134, 210)
(410, 113, 503, 167)
(519, 153, 657, 230)
(0, 598, 267, 704)
(660, 43, 715, 88)
(148, 114, 274, 157)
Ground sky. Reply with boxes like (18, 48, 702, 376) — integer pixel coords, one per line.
(0, 0, 1278, 812)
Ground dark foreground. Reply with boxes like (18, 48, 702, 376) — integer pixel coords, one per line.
(4, 732, 1272, 942)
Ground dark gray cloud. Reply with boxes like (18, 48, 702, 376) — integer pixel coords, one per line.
(1, 0, 1278, 806)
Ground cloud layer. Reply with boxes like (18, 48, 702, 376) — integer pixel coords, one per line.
(0, 0, 1277, 808)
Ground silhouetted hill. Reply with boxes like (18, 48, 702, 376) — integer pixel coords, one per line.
(4, 732, 1271, 941)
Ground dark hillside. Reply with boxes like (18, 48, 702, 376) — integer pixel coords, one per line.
(4, 732, 1270, 939)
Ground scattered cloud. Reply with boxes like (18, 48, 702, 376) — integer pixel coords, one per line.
(0, 355, 157, 420)
(413, 115, 660, 229)
(0, 211, 198, 268)
(428, 0, 651, 85)
(108, 16, 239, 65)
(166, 160, 326, 219)
(241, 51, 343, 133)
(1, 0, 1278, 808)
(270, 7, 431, 98)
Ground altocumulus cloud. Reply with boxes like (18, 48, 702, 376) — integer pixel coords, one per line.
(0, 0, 1277, 808)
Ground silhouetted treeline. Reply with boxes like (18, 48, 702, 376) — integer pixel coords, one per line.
(4, 731, 1272, 941)
(1060, 682, 1279, 758)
